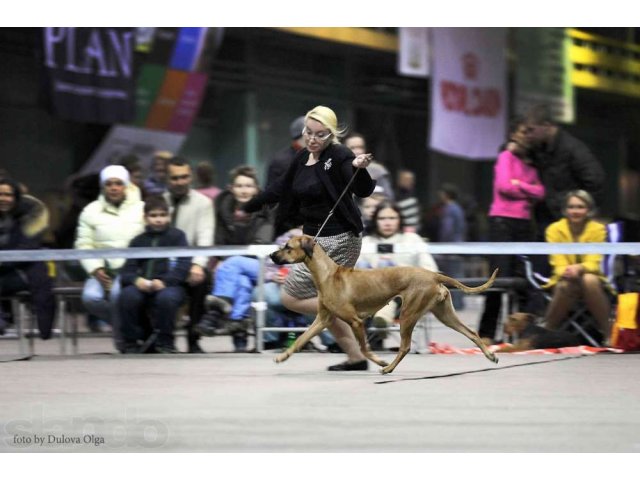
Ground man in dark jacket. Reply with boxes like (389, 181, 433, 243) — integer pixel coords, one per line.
(0, 178, 55, 339)
(524, 104, 606, 230)
(119, 196, 191, 353)
(265, 116, 306, 236)
(266, 116, 306, 189)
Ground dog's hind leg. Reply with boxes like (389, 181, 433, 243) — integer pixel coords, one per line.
(430, 289, 498, 364)
(274, 309, 331, 364)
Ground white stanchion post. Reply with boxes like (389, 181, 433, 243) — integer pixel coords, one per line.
(248, 245, 275, 354)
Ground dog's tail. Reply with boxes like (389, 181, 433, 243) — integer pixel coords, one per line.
(436, 268, 498, 294)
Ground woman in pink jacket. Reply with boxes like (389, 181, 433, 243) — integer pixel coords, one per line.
(478, 117, 545, 344)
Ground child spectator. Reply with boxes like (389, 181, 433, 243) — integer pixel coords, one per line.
(119, 196, 191, 354)
(357, 200, 438, 348)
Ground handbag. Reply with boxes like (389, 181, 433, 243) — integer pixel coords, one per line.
(611, 292, 640, 351)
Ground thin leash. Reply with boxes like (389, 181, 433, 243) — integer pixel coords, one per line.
(313, 168, 361, 242)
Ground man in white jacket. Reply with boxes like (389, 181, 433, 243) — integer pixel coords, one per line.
(75, 165, 144, 352)
(163, 157, 215, 353)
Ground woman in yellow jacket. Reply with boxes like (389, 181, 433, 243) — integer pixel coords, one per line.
(544, 189, 613, 342)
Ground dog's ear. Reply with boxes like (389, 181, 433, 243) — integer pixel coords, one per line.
(300, 236, 315, 259)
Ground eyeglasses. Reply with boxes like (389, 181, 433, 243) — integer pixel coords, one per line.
(302, 128, 332, 141)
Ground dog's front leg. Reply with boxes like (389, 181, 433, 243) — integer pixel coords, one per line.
(274, 309, 331, 364)
(349, 318, 388, 368)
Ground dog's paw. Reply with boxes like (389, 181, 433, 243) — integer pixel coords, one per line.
(488, 354, 499, 364)
(274, 353, 289, 363)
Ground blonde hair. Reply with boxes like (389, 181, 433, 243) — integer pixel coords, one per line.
(305, 105, 346, 144)
(563, 189, 596, 218)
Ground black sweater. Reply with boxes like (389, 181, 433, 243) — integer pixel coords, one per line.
(243, 143, 375, 236)
(120, 226, 191, 288)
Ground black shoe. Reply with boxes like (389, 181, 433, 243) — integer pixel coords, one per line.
(155, 344, 179, 354)
(327, 359, 368, 371)
(195, 310, 225, 337)
(122, 343, 140, 354)
(188, 341, 205, 354)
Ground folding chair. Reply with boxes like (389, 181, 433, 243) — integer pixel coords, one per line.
(521, 222, 622, 347)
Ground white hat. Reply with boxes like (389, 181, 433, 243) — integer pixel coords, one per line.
(100, 165, 130, 186)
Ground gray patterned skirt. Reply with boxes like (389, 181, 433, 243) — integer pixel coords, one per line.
(282, 231, 362, 300)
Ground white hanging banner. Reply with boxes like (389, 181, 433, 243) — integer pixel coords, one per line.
(398, 27, 430, 78)
(429, 28, 507, 160)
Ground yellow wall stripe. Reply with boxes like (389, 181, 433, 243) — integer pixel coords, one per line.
(275, 27, 398, 53)
(568, 28, 640, 54)
(572, 70, 640, 98)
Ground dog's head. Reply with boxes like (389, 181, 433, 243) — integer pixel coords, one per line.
(504, 312, 535, 336)
(270, 235, 316, 265)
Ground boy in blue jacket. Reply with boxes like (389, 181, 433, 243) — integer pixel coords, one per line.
(119, 196, 191, 353)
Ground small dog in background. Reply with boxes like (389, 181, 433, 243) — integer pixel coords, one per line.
(497, 312, 582, 352)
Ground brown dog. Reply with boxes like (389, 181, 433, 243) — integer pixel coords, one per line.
(269, 235, 499, 374)
(498, 312, 582, 352)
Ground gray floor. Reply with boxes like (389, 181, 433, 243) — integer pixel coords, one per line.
(2, 297, 639, 453)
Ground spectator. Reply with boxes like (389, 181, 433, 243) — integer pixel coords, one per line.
(143, 151, 172, 197)
(119, 196, 191, 354)
(242, 105, 375, 371)
(197, 165, 274, 352)
(395, 168, 422, 233)
(0, 178, 55, 339)
(357, 200, 438, 347)
(436, 183, 467, 310)
(54, 173, 100, 250)
(266, 116, 306, 189)
(194, 161, 222, 201)
(118, 154, 145, 200)
(359, 201, 438, 271)
(543, 190, 613, 344)
(358, 192, 388, 232)
(163, 156, 215, 354)
(265, 115, 307, 236)
(523, 104, 606, 232)
(477, 117, 546, 344)
(197, 226, 333, 352)
(74, 165, 145, 350)
(420, 198, 445, 242)
(344, 132, 395, 200)
(213, 166, 274, 247)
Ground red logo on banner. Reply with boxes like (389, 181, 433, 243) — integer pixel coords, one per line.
(462, 52, 479, 80)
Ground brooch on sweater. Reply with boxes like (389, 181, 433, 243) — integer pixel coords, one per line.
(324, 158, 332, 171)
